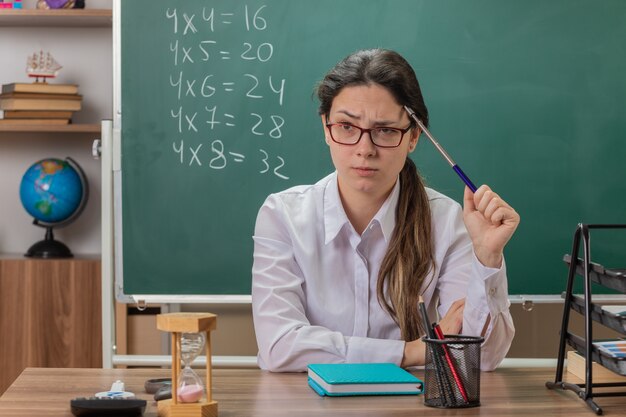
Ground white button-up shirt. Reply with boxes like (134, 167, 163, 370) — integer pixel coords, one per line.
(252, 172, 514, 372)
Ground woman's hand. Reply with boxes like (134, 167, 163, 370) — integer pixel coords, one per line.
(401, 338, 425, 368)
(463, 185, 520, 268)
(438, 298, 465, 335)
(401, 299, 466, 367)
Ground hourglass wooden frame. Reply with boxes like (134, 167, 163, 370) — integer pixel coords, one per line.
(156, 312, 218, 417)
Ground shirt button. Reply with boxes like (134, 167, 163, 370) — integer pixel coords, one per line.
(489, 287, 497, 296)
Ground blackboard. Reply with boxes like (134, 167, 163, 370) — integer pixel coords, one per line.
(116, 0, 626, 298)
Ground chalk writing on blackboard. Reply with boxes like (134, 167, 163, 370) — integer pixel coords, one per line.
(165, 5, 289, 179)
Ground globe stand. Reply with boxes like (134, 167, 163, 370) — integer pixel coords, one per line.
(25, 225, 73, 258)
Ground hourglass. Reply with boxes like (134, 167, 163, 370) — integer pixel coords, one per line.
(156, 313, 218, 417)
(178, 332, 206, 403)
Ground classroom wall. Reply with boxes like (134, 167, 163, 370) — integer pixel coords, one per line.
(508, 304, 622, 359)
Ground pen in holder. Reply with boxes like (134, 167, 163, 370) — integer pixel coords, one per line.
(423, 335, 483, 408)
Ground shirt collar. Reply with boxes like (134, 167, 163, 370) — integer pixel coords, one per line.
(377, 178, 400, 242)
(323, 172, 400, 244)
(323, 172, 348, 244)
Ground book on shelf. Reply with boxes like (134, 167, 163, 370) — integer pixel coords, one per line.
(0, 92, 82, 101)
(0, 119, 70, 126)
(307, 363, 423, 397)
(0, 110, 73, 119)
(567, 351, 626, 382)
(593, 339, 626, 358)
(0, 96, 82, 112)
(2, 82, 79, 95)
(601, 305, 626, 317)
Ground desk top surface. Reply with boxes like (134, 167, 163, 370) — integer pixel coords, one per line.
(0, 367, 625, 416)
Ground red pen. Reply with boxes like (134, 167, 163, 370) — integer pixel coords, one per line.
(433, 323, 469, 403)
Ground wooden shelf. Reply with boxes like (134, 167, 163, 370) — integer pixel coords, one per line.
(0, 253, 100, 259)
(0, 8, 111, 27)
(0, 123, 100, 133)
(0, 256, 102, 394)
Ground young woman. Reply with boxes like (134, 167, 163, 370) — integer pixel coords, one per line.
(252, 49, 519, 372)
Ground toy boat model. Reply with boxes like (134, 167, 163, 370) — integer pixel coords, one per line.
(26, 51, 63, 81)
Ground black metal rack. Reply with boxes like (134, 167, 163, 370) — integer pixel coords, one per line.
(546, 223, 626, 415)
(546, 224, 626, 415)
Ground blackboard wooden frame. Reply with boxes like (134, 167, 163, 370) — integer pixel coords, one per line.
(112, 0, 626, 303)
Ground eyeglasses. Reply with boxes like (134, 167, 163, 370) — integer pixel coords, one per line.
(325, 122, 414, 148)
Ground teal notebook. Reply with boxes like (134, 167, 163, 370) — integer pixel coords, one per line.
(307, 363, 423, 397)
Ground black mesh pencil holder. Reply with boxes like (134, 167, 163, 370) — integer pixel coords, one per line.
(423, 335, 484, 408)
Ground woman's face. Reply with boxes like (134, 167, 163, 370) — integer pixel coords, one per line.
(322, 84, 419, 202)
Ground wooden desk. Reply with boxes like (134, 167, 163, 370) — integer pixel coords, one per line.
(0, 367, 625, 416)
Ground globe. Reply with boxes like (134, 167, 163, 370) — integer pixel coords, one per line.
(19, 157, 88, 258)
